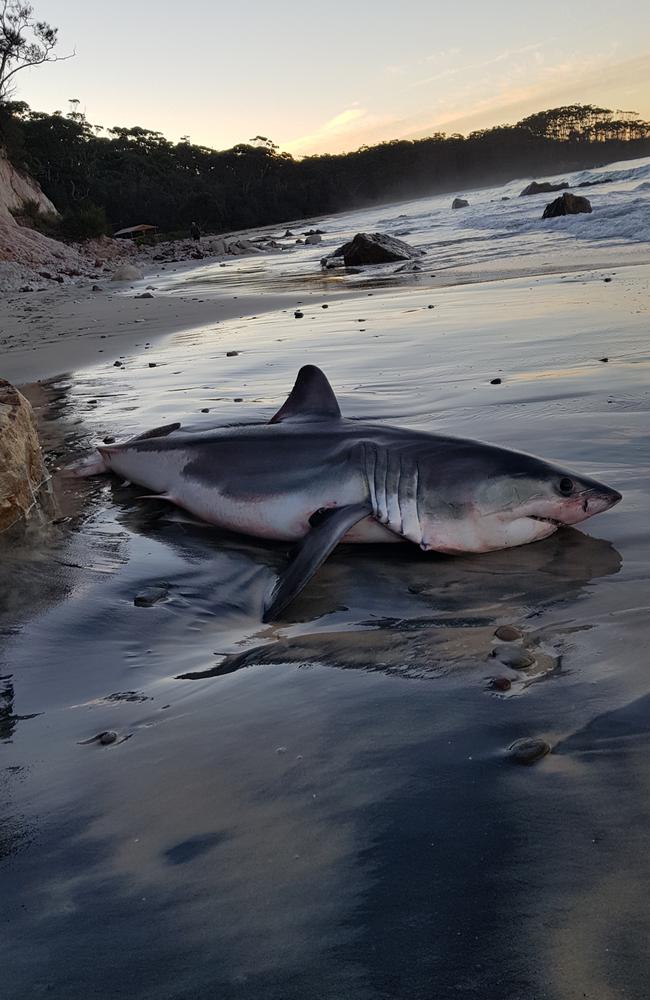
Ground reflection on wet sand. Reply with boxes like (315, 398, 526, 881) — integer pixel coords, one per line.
(1, 263, 649, 999)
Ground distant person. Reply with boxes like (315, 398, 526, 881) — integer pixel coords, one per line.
(190, 222, 201, 241)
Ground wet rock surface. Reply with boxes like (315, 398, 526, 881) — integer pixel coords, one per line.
(507, 737, 551, 764)
(0, 380, 51, 533)
(542, 192, 593, 218)
(324, 232, 422, 266)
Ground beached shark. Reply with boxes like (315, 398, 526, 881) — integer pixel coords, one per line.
(70, 365, 622, 620)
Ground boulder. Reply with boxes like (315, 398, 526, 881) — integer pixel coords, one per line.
(452, 198, 469, 209)
(520, 180, 569, 197)
(305, 233, 322, 245)
(111, 262, 144, 281)
(324, 232, 422, 267)
(542, 193, 592, 219)
(0, 380, 49, 533)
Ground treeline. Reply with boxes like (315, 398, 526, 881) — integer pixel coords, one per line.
(1, 101, 650, 240)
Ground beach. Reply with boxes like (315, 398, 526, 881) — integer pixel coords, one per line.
(2, 158, 650, 999)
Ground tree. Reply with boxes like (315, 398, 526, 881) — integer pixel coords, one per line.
(0, 2, 73, 102)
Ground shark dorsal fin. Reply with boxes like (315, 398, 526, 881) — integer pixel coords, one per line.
(270, 365, 341, 424)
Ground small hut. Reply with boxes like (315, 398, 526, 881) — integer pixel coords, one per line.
(113, 224, 158, 239)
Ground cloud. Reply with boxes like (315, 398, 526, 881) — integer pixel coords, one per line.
(280, 50, 650, 156)
(283, 106, 388, 155)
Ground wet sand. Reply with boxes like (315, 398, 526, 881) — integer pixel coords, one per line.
(1, 247, 650, 999)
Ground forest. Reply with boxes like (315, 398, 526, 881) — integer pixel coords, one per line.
(2, 99, 650, 240)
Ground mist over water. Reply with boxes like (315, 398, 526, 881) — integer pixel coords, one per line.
(2, 155, 650, 999)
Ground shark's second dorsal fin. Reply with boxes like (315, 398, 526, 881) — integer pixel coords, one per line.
(269, 366, 341, 424)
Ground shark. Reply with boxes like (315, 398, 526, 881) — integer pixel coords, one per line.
(70, 365, 622, 620)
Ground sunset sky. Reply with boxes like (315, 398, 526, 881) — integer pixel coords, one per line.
(15, 0, 650, 155)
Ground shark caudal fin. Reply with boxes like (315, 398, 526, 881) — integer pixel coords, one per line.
(63, 422, 181, 478)
(269, 365, 341, 424)
(263, 502, 372, 622)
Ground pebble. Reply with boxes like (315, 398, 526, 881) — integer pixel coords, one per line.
(233, 397, 243, 402)
(113, 361, 122, 367)
(148, 362, 157, 368)
(92, 284, 103, 292)
(226, 350, 239, 357)
(134, 585, 169, 607)
(201, 407, 209, 413)
(321, 304, 329, 309)
(294, 310, 304, 318)
(599, 357, 609, 363)
(490, 644, 534, 669)
(135, 291, 154, 299)
(490, 677, 512, 692)
(494, 624, 522, 642)
(490, 378, 502, 385)
(603, 277, 612, 282)
(508, 737, 551, 765)
(99, 731, 118, 746)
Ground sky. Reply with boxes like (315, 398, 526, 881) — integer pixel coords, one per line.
(12, 0, 650, 156)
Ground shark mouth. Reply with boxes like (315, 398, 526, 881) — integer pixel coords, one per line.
(529, 515, 563, 526)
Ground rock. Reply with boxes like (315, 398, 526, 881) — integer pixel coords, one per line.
(294, 310, 304, 318)
(452, 197, 469, 209)
(305, 233, 322, 245)
(394, 261, 422, 272)
(508, 737, 551, 765)
(0, 380, 50, 533)
(599, 357, 609, 363)
(603, 277, 612, 283)
(542, 193, 592, 219)
(226, 350, 239, 357)
(490, 677, 512, 692)
(99, 731, 118, 746)
(283, 229, 294, 237)
(490, 645, 534, 669)
(113, 361, 123, 367)
(321, 304, 329, 309)
(324, 232, 422, 267)
(111, 263, 144, 281)
(490, 378, 502, 385)
(135, 291, 154, 299)
(92, 284, 103, 292)
(494, 625, 522, 642)
(520, 180, 569, 197)
(148, 362, 157, 368)
(134, 584, 169, 607)
(321, 253, 343, 268)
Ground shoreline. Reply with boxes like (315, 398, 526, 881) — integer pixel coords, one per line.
(3, 243, 650, 388)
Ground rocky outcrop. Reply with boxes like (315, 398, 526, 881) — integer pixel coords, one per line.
(0, 380, 50, 533)
(542, 193, 593, 219)
(0, 153, 58, 221)
(520, 180, 569, 197)
(452, 197, 469, 209)
(323, 232, 422, 267)
(111, 262, 144, 281)
(305, 233, 322, 244)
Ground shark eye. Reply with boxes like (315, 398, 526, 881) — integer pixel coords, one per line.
(558, 477, 574, 496)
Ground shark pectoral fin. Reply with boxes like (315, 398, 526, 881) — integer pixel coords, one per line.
(263, 502, 372, 622)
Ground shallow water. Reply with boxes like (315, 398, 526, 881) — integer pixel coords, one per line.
(2, 176, 650, 998)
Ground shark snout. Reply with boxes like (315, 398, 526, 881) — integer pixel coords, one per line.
(562, 484, 622, 524)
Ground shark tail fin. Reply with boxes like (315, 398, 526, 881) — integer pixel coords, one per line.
(263, 502, 372, 622)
